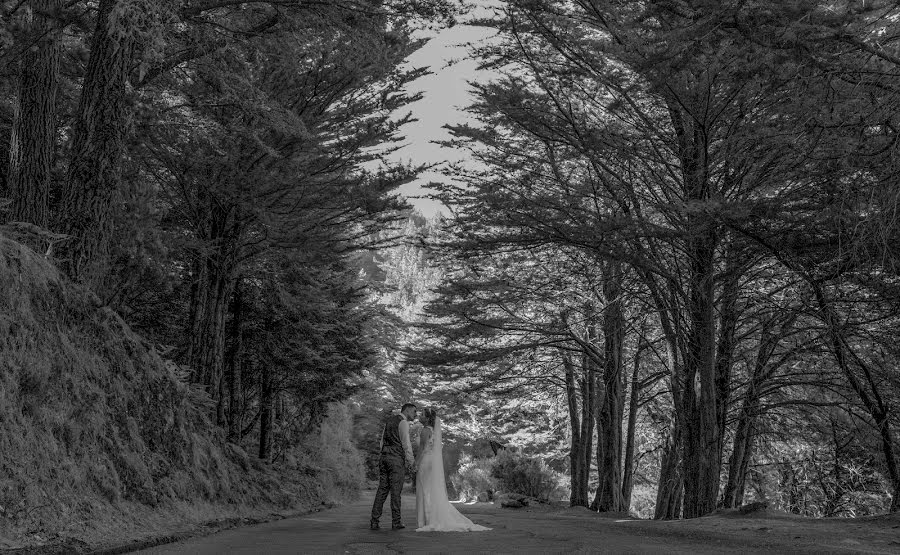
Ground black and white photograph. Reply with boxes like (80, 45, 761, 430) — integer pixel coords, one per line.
(2, 0, 900, 553)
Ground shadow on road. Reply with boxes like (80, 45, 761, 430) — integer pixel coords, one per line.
(136, 491, 899, 554)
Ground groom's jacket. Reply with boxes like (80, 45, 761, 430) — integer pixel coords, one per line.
(381, 414, 414, 462)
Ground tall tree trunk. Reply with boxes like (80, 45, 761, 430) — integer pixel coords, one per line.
(259, 362, 273, 461)
(6, 0, 61, 228)
(643, 277, 685, 520)
(667, 99, 722, 519)
(714, 248, 741, 469)
(680, 231, 720, 518)
(592, 266, 627, 512)
(654, 422, 683, 520)
(187, 202, 241, 422)
(56, 0, 134, 286)
(189, 259, 235, 418)
(621, 338, 645, 509)
(564, 351, 588, 507)
(721, 316, 782, 509)
(239, 357, 259, 440)
(579, 354, 596, 506)
(721, 387, 757, 508)
(186, 255, 206, 353)
(226, 277, 244, 442)
(188, 263, 225, 385)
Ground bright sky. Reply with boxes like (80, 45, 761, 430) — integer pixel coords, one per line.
(388, 19, 497, 217)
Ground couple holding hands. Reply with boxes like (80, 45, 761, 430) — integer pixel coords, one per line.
(370, 403, 490, 533)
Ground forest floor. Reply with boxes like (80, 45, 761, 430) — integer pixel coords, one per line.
(130, 491, 900, 554)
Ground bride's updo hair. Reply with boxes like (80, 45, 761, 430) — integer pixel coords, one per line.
(422, 407, 438, 427)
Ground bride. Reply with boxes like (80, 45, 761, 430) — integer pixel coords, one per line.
(415, 408, 490, 532)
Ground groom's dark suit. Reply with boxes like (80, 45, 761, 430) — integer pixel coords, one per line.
(371, 413, 413, 528)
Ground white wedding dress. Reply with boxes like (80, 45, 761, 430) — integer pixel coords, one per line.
(415, 417, 490, 532)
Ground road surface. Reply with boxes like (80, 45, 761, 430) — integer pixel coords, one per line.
(135, 492, 843, 554)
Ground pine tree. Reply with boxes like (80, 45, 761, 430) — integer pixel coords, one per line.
(5, 0, 61, 228)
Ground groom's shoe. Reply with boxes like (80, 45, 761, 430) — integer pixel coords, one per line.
(392, 523, 405, 530)
(369, 520, 380, 530)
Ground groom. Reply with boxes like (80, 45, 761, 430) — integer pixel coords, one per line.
(370, 402, 417, 530)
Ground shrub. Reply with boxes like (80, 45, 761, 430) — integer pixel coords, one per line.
(490, 450, 566, 502)
(629, 483, 657, 519)
(291, 404, 365, 502)
(451, 455, 497, 502)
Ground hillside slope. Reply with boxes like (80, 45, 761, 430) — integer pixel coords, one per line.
(0, 233, 325, 550)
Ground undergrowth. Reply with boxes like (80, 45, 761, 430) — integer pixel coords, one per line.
(451, 456, 496, 502)
(290, 404, 366, 503)
(0, 234, 354, 549)
(451, 450, 568, 503)
(490, 451, 567, 502)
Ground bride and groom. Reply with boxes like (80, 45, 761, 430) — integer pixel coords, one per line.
(370, 403, 490, 532)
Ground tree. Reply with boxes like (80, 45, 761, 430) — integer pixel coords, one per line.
(135, 9, 424, 419)
(5, 0, 62, 228)
(53, 0, 456, 288)
(425, 0, 900, 517)
(56, 0, 146, 283)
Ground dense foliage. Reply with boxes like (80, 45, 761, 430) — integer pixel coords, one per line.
(0, 0, 456, 476)
(409, 0, 900, 519)
(490, 450, 567, 503)
(5, 0, 900, 529)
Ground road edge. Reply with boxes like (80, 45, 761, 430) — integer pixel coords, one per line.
(88, 502, 340, 555)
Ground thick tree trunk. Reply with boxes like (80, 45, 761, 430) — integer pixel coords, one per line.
(579, 357, 595, 505)
(564, 352, 589, 507)
(593, 373, 624, 513)
(592, 267, 627, 512)
(681, 231, 720, 519)
(226, 277, 244, 442)
(259, 362, 273, 461)
(188, 259, 234, 418)
(6, 0, 61, 228)
(667, 99, 722, 519)
(654, 422, 683, 520)
(186, 202, 241, 423)
(721, 317, 781, 509)
(239, 356, 260, 440)
(721, 389, 756, 508)
(621, 339, 644, 509)
(714, 250, 741, 468)
(186, 255, 205, 350)
(57, 0, 134, 286)
(644, 281, 685, 520)
(188, 264, 224, 386)
(564, 352, 583, 505)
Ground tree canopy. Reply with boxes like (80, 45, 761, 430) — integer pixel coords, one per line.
(408, 0, 900, 517)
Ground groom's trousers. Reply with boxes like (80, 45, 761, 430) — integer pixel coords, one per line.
(371, 453, 405, 525)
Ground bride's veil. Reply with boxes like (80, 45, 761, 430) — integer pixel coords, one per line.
(417, 412, 490, 531)
(428, 415, 449, 505)
(433, 416, 443, 463)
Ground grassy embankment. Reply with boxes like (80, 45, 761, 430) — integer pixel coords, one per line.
(0, 232, 362, 551)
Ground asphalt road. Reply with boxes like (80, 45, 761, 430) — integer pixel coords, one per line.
(134, 492, 794, 554)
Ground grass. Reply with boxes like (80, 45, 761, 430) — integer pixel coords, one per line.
(0, 233, 338, 550)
